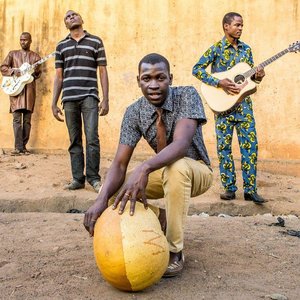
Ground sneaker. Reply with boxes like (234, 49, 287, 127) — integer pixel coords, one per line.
(163, 252, 185, 278)
(91, 181, 102, 193)
(23, 148, 31, 155)
(11, 149, 23, 156)
(64, 180, 85, 190)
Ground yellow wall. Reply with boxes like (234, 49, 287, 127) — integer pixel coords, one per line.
(0, 0, 299, 170)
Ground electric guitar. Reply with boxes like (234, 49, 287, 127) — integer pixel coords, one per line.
(200, 41, 300, 114)
(1, 52, 55, 96)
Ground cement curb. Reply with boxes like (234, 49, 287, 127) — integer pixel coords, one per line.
(1, 196, 299, 216)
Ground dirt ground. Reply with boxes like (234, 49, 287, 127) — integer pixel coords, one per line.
(0, 151, 299, 216)
(0, 151, 300, 299)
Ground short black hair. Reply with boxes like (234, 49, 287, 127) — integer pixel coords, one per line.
(21, 32, 32, 40)
(222, 12, 242, 29)
(138, 53, 170, 74)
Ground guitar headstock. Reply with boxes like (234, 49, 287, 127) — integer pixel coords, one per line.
(288, 41, 300, 53)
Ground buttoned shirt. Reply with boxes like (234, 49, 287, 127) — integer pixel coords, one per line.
(55, 31, 107, 103)
(193, 37, 255, 118)
(192, 37, 254, 87)
(119, 86, 211, 166)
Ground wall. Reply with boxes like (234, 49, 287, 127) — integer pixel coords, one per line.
(0, 0, 299, 175)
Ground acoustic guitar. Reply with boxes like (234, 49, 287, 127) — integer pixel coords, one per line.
(1, 52, 55, 96)
(200, 41, 300, 114)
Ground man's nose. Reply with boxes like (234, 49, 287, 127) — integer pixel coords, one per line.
(149, 80, 159, 88)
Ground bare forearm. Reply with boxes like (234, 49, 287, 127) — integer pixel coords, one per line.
(95, 161, 127, 203)
(52, 77, 63, 106)
(142, 119, 196, 174)
(141, 139, 189, 175)
(99, 66, 109, 101)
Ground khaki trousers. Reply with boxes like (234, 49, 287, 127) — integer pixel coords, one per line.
(108, 157, 213, 253)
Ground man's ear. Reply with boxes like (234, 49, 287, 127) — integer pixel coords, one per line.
(137, 75, 141, 87)
(169, 74, 173, 86)
(78, 13, 84, 24)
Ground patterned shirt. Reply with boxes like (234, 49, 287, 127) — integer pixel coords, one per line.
(55, 31, 107, 102)
(192, 37, 254, 87)
(120, 86, 211, 165)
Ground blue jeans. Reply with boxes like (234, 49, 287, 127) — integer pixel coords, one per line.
(64, 97, 100, 185)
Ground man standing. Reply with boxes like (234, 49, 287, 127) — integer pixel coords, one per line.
(192, 12, 265, 204)
(52, 10, 109, 193)
(84, 53, 213, 277)
(1, 32, 41, 155)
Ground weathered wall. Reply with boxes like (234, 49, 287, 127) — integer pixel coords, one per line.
(0, 0, 299, 173)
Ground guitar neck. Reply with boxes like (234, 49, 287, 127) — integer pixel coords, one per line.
(23, 52, 55, 73)
(244, 48, 289, 78)
(32, 56, 51, 68)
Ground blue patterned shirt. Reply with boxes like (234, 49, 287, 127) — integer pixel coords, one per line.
(192, 37, 254, 87)
(119, 86, 211, 165)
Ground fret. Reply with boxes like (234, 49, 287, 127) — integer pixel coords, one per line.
(24, 52, 55, 73)
(200, 41, 299, 114)
(243, 49, 289, 78)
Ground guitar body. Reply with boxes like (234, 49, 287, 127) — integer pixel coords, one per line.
(1, 63, 34, 96)
(200, 62, 257, 114)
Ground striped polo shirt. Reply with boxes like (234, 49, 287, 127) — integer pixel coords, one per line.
(55, 31, 107, 102)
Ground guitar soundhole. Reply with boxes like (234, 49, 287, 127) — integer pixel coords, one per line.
(234, 74, 245, 85)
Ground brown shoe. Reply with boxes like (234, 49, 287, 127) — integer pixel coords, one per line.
(162, 251, 185, 278)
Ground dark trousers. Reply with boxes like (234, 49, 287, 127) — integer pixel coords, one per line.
(64, 97, 100, 185)
(12, 109, 32, 151)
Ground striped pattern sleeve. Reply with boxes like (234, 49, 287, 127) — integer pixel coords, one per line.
(54, 33, 107, 102)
